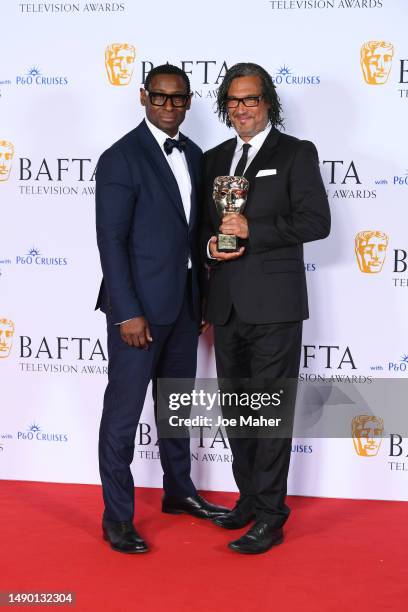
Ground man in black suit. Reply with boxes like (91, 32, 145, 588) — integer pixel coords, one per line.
(96, 64, 228, 554)
(201, 62, 330, 554)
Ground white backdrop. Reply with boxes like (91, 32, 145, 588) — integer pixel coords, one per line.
(1, 0, 408, 501)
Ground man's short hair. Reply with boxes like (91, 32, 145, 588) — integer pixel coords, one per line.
(145, 64, 191, 94)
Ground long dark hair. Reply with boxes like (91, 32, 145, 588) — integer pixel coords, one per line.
(217, 62, 284, 129)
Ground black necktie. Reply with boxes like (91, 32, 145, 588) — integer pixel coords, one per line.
(164, 136, 187, 155)
(234, 143, 251, 176)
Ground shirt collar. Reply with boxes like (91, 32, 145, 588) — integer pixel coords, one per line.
(235, 123, 271, 153)
(145, 117, 180, 149)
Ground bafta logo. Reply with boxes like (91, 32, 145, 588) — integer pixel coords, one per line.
(352, 415, 384, 457)
(0, 140, 14, 182)
(355, 231, 388, 274)
(361, 41, 394, 85)
(105, 43, 136, 86)
(0, 319, 15, 359)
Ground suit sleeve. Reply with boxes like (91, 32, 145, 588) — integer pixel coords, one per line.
(95, 147, 144, 323)
(248, 141, 331, 252)
(199, 151, 220, 269)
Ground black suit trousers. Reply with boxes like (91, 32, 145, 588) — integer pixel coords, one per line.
(214, 309, 302, 528)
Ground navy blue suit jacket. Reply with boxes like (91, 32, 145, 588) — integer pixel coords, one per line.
(95, 119, 203, 325)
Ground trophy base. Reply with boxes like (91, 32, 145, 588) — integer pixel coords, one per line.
(217, 233, 238, 252)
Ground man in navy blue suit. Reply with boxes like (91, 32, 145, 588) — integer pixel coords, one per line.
(96, 65, 228, 554)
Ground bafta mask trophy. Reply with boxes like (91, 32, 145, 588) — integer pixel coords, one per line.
(213, 176, 249, 252)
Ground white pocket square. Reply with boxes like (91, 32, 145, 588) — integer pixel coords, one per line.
(256, 169, 277, 177)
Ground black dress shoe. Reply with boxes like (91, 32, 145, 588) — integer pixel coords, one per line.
(102, 519, 149, 554)
(228, 521, 283, 554)
(212, 506, 255, 530)
(162, 493, 230, 520)
(212, 496, 254, 529)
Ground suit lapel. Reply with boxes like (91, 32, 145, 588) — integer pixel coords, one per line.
(136, 120, 187, 224)
(243, 127, 280, 184)
(183, 136, 198, 230)
(216, 137, 237, 176)
(207, 137, 236, 226)
(243, 128, 280, 213)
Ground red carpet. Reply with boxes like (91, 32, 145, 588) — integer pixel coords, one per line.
(1, 481, 406, 611)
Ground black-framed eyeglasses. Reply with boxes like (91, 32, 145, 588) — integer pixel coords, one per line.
(146, 91, 191, 107)
(225, 95, 263, 109)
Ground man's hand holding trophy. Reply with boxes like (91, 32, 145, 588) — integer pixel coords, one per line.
(209, 175, 250, 261)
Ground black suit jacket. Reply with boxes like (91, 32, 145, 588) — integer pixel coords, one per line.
(95, 119, 203, 325)
(201, 127, 331, 325)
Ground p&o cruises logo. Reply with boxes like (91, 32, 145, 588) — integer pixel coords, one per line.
(16, 66, 68, 87)
(0, 245, 68, 279)
(17, 422, 68, 443)
(16, 246, 68, 267)
(272, 65, 320, 86)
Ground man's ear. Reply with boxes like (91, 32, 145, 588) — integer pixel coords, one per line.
(140, 88, 147, 107)
(186, 93, 192, 110)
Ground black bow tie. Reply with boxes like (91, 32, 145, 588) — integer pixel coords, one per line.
(164, 136, 187, 155)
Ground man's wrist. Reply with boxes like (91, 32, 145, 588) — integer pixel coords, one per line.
(207, 238, 217, 260)
(116, 317, 138, 326)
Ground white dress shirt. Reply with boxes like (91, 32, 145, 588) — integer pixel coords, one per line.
(145, 117, 192, 224)
(230, 123, 271, 174)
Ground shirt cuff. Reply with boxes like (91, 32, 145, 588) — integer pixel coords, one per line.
(207, 238, 217, 259)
